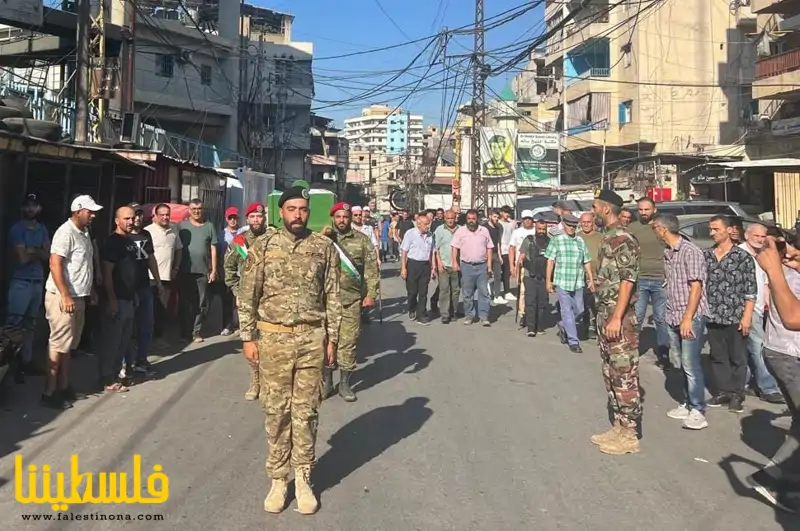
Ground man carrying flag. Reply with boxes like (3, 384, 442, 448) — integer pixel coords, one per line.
(224, 201, 267, 401)
(321, 201, 379, 402)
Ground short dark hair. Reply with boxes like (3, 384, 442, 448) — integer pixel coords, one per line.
(436, 208, 444, 213)
(154, 203, 171, 214)
(466, 209, 479, 218)
(489, 135, 506, 145)
(490, 209, 501, 216)
(500, 205, 513, 213)
(710, 214, 733, 227)
(652, 213, 679, 234)
(189, 198, 203, 207)
(622, 208, 634, 215)
(416, 211, 428, 218)
(637, 197, 655, 208)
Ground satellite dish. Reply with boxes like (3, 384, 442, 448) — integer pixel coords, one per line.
(389, 190, 409, 211)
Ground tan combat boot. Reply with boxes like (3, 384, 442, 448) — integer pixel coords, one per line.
(244, 362, 260, 401)
(263, 477, 289, 513)
(294, 465, 319, 515)
(589, 420, 621, 446)
(599, 425, 640, 455)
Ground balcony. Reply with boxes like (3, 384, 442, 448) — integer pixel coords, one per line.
(565, 67, 610, 87)
(751, 0, 800, 14)
(753, 48, 800, 99)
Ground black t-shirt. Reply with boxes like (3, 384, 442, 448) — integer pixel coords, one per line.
(397, 219, 414, 240)
(485, 222, 502, 249)
(128, 231, 154, 286)
(101, 233, 143, 300)
(431, 218, 444, 233)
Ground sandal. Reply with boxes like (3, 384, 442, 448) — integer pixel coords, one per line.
(104, 382, 129, 393)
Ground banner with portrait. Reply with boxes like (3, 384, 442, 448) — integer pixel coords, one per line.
(479, 127, 515, 178)
(516, 132, 560, 188)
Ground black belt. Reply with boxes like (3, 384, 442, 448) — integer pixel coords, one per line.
(408, 258, 430, 264)
(461, 260, 486, 266)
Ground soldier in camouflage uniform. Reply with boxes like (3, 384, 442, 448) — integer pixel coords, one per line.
(320, 202, 379, 402)
(238, 186, 342, 515)
(589, 189, 642, 455)
(224, 202, 267, 401)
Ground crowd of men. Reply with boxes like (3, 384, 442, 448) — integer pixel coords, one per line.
(6, 185, 800, 515)
(4, 194, 247, 408)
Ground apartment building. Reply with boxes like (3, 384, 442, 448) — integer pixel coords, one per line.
(542, 0, 754, 187)
(0, 1, 314, 176)
(344, 104, 424, 211)
(513, 50, 558, 133)
(742, 0, 800, 226)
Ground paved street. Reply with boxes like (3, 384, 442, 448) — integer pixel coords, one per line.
(0, 264, 796, 531)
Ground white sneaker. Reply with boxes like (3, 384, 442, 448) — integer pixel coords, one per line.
(118, 367, 128, 379)
(682, 409, 709, 430)
(667, 404, 690, 420)
(504, 293, 517, 301)
(492, 296, 506, 305)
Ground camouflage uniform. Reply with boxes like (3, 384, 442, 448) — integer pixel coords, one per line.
(326, 228, 379, 372)
(593, 222, 641, 450)
(238, 226, 342, 481)
(224, 228, 263, 400)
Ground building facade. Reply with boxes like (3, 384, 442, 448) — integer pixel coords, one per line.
(344, 104, 424, 211)
(542, 0, 754, 191)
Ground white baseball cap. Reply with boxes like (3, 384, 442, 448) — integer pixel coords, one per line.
(520, 209, 534, 219)
(70, 195, 103, 212)
(351, 205, 363, 213)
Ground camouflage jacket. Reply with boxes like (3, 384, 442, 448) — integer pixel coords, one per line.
(223, 228, 261, 297)
(595, 222, 640, 314)
(324, 227, 379, 306)
(238, 227, 342, 343)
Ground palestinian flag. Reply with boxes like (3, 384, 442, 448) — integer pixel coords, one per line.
(231, 234, 248, 260)
(333, 243, 361, 283)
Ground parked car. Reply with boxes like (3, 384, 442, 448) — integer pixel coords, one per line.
(624, 200, 749, 223)
(677, 214, 791, 249)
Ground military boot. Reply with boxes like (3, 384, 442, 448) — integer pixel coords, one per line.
(244, 361, 260, 401)
(589, 420, 621, 446)
(263, 477, 289, 513)
(294, 466, 319, 515)
(599, 425, 640, 455)
(321, 367, 334, 400)
(339, 370, 357, 402)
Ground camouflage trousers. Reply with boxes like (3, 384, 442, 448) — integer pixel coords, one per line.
(338, 299, 362, 372)
(597, 310, 641, 429)
(257, 327, 324, 479)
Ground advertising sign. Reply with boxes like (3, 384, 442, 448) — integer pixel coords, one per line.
(516, 132, 560, 188)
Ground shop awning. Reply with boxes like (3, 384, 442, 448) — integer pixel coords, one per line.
(704, 158, 800, 170)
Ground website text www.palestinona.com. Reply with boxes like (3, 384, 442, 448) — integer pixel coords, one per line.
(21, 513, 165, 522)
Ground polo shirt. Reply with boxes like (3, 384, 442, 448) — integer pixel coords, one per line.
(145, 222, 183, 281)
(401, 227, 434, 262)
(433, 224, 459, 267)
(46, 219, 94, 298)
(451, 225, 494, 264)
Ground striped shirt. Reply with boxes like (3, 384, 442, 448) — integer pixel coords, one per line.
(663, 237, 709, 326)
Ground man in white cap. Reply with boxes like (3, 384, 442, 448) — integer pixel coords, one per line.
(42, 195, 102, 409)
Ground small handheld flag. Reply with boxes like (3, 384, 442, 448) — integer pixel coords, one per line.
(231, 234, 248, 260)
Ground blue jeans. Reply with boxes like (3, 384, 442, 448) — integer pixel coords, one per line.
(635, 278, 670, 356)
(667, 316, 707, 411)
(746, 312, 780, 395)
(460, 261, 490, 321)
(556, 287, 584, 346)
(133, 285, 154, 365)
(6, 278, 43, 363)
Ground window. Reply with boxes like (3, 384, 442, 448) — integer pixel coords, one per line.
(371, 159, 377, 167)
(618, 100, 632, 125)
(358, 156, 365, 161)
(200, 65, 212, 85)
(156, 54, 174, 77)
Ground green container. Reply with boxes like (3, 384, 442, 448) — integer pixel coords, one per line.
(267, 188, 337, 232)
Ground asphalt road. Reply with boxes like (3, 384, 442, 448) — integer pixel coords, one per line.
(0, 263, 796, 531)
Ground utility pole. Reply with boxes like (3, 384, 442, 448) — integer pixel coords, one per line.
(471, 0, 487, 213)
(600, 129, 607, 189)
(121, 0, 135, 113)
(405, 111, 413, 209)
(88, 0, 108, 142)
(256, 35, 264, 170)
(74, 0, 91, 143)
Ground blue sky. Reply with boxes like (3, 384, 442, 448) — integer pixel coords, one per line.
(257, 0, 545, 128)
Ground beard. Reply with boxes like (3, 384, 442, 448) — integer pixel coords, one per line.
(467, 222, 478, 231)
(251, 224, 266, 235)
(283, 219, 307, 234)
(335, 222, 351, 233)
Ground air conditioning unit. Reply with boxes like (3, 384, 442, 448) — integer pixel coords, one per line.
(120, 112, 140, 144)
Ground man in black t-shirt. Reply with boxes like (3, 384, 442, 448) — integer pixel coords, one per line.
(396, 210, 414, 242)
(129, 203, 162, 375)
(98, 206, 142, 392)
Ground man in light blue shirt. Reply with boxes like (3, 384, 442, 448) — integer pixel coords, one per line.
(400, 214, 435, 324)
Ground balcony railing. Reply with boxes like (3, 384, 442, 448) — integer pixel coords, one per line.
(755, 48, 800, 79)
(565, 67, 611, 87)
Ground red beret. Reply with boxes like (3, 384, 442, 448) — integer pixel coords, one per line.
(245, 202, 265, 216)
(329, 202, 351, 217)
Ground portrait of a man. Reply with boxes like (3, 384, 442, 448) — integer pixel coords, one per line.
(483, 134, 514, 176)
